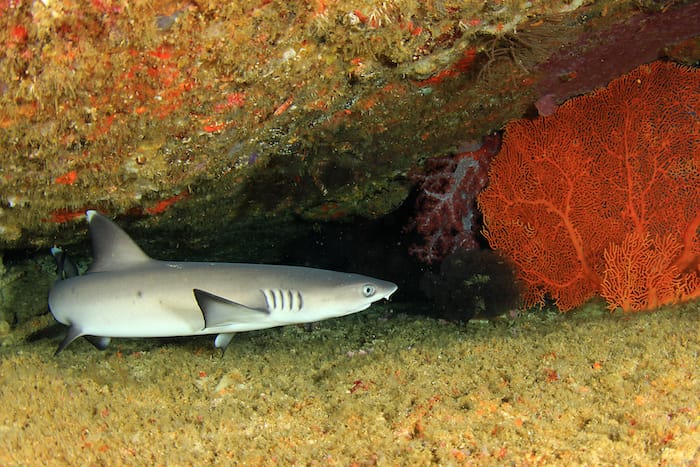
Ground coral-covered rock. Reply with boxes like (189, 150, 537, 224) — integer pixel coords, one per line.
(535, 2, 700, 114)
(478, 61, 700, 312)
(0, 0, 582, 250)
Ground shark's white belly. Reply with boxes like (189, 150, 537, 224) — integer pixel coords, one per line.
(49, 274, 314, 338)
(49, 272, 206, 337)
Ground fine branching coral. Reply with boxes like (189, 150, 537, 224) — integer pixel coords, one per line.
(478, 61, 700, 312)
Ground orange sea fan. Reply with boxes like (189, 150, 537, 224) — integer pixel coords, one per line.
(478, 61, 700, 312)
(601, 231, 700, 312)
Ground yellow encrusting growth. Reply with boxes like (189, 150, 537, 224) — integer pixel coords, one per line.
(1, 300, 699, 464)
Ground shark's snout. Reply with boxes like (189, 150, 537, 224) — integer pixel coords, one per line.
(381, 282, 398, 300)
(365, 279, 397, 305)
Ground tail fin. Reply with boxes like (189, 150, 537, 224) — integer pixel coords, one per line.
(50, 247, 79, 280)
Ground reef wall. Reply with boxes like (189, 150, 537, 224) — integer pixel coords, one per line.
(0, 0, 698, 253)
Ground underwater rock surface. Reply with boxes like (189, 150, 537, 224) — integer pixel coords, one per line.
(2, 301, 700, 464)
(0, 0, 698, 252)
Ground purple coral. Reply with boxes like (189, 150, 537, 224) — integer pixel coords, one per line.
(408, 134, 500, 264)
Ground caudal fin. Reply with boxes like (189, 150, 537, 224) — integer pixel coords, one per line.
(50, 247, 79, 280)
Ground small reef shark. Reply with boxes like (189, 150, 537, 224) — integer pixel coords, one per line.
(48, 211, 398, 355)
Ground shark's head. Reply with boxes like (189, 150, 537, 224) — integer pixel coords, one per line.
(304, 273, 398, 319)
(197, 269, 398, 332)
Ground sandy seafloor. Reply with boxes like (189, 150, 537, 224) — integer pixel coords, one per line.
(1, 299, 699, 465)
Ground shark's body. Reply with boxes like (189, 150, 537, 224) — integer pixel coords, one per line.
(48, 211, 398, 355)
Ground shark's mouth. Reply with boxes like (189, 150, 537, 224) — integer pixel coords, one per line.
(383, 285, 399, 300)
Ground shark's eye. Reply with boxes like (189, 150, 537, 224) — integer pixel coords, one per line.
(362, 284, 376, 297)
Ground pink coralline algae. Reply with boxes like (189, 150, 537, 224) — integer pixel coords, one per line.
(409, 134, 500, 264)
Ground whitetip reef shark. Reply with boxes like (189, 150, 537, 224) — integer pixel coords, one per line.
(48, 211, 398, 355)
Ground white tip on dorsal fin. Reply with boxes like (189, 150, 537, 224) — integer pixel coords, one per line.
(86, 210, 152, 273)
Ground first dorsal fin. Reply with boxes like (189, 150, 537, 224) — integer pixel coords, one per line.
(86, 210, 152, 273)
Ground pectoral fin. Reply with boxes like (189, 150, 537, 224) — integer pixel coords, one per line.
(193, 289, 269, 329)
